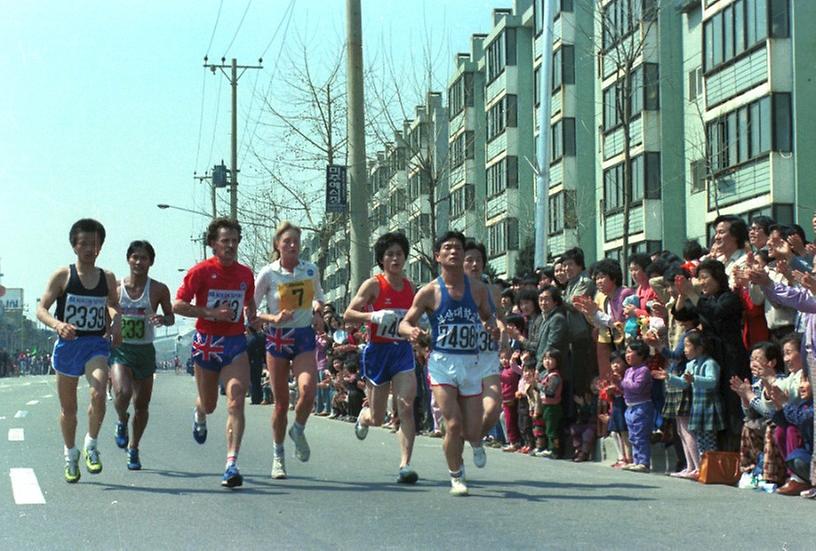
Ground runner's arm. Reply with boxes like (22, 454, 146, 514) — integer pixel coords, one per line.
(399, 286, 433, 343)
(153, 282, 175, 326)
(105, 271, 122, 345)
(36, 267, 73, 338)
(343, 278, 379, 325)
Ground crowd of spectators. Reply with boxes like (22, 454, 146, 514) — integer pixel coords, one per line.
(0, 348, 51, 377)
(247, 211, 816, 498)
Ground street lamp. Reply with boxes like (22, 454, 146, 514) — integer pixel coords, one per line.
(157, 204, 210, 259)
(156, 204, 213, 219)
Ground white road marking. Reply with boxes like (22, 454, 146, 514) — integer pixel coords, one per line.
(8, 428, 24, 441)
(0, 416, 6, 421)
(41, 394, 54, 399)
(14, 411, 28, 419)
(26, 400, 39, 406)
(9, 468, 46, 505)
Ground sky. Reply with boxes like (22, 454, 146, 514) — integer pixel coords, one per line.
(1, 0, 501, 323)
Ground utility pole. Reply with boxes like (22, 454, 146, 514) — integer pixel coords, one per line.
(534, 0, 555, 269)
(345, 0, 370, 291)
(193, 172, 217, 219)
(203, 57, 263, 220)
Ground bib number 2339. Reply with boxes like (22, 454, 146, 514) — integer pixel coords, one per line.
(206, 289, 245, 323)
(64, 294, 107, 331)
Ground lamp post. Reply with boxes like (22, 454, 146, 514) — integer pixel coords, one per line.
(156, 204, 210, 259)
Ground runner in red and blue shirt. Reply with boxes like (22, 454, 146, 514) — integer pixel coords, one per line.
(174, 218, 257, 488)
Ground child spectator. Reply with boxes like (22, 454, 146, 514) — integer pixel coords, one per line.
(602, 352, 632, 468)
(620, 339, 654, 473)
(515, 352, 536, 454)
(500, 348, 523, 452)
(656, 331, 725, 480)
(730, 341, 787, 489)
(533, 350, 563, 458)
(778, 376, 814, 496)
(571, 377, 599, 462)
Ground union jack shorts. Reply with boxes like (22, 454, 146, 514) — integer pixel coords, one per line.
(191, 332, 248, 372)
(264, 326, 316, 361)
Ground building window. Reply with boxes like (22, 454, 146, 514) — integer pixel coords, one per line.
(486, 94, 518, 142)
(706, 93, 788, 175)
(548, 193, 576, 235)
(690, 159, 706, 194)
(487, 221, 506, 258)
(449, 131, 474, 170)
(688, 66, 703, 101)
(551, 118, 576, 163)
(769, 0, 789, 38)
(552, 45, 575, 92)
(704, 0, 770, 73)
(450, 184, 475, 219)
(602, 63, 659, 132)
(486, 156, 518, 198)
(601, 0, 654, 50)
(602, 153, 661, 214)
(486, 29, 517, 83)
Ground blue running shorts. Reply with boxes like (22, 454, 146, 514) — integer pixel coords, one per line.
(53, 336, 110, 377)
(191, 332, 248, 373)
(360, 341, 415, 386)
(264, 326, 316, 361)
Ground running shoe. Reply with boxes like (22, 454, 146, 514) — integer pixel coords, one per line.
(221, 463, 243, 488)
(449, 476, 469, 497)
(271, 456, 287, 479)
(627, 464, 650, 473)
(126, 448, 141, 471)
(65, 449, 81, 483)
(800, 487, 816, 499)
(288, 425, 310, 462)
(84, 447, 103, 474)
(354, 409, 369, 441)
(397, 466, 418, 484)
(114, 413, 129, 449)
(472, 444, 487, 468)
(192, 408, 207, 444)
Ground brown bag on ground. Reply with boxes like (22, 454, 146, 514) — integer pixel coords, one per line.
(698, 451, 740, 485)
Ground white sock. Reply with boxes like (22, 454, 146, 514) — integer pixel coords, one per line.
(292, 421, 305, 434)
(84, 434, 97, 450)
(194, 409, 206, 424)
(274, 443, 285, 457)
(64, 446, 78, 461)
(791, 474, 805, 483)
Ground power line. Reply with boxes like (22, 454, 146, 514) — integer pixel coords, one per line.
(259, 0, 295, 59)
(207, 77, 224, 166)
(223, 0, 254, 58)
(239, 0, 297, 168)
(193, 71, 208, 170)
(205, 0, 224, 57)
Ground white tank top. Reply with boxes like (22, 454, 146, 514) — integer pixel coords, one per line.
(119, 278, 155, 344)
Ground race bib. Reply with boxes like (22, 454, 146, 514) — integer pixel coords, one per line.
(374, 309, 407, 340)
(121, 315, 147, 341)
(64, 294, 107, 331)
(479, 327, 500, 352)
(436, 323, 479, 352)
(277, 279, 315, 312)
(206, 289, 245, 323)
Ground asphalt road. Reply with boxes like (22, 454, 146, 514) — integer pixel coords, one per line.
(1, 374, 813, 550)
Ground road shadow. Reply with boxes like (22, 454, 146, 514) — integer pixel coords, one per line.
(85, 480, 287, 497)
(460, 478, 659, 503)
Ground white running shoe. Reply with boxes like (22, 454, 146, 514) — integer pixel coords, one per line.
(355, 409, 369, 441)
(288, 425, 310, 462)
(472, 444, 487, 468)
(271, 456, 287, 479)
(450, 476, 469, 496)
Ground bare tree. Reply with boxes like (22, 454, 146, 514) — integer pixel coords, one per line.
(243, 42, 353, 300)
(590, 0, 660, 270)
(366, 55, 451, 280)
